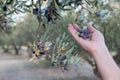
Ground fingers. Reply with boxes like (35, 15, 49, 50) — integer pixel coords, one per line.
(73, 24, 96, 33)
(68, 24, 86, 45)
(73, 24, 79, 30)
(87, 25, 96, 33)
(68, 24, 80, 42)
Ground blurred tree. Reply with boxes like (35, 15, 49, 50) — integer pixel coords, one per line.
(11, 13, 39, 55)
(0, 27, 12, 53)
(0, 13, 38, 55)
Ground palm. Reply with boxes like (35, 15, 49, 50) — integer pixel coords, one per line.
(68, 24, 105, 53)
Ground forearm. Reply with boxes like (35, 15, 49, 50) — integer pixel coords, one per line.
(92, 45, 120, 80)
(67, 24, 120, 80)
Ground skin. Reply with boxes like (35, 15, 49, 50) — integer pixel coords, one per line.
(68, 24, 120, 80)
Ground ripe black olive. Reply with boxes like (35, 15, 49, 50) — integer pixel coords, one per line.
(2, 5, 7, 11)
(95, 11, 101, 17)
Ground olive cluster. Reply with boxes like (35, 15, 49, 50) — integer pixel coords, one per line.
(33, 7, 39, 15)
(0, 17, 7, 30)
(47, 46, 68, 71)
(32, 39, 51, 58)
(32, 6, 42, 21)
(44, 2, 59, 23)
(29, 36, 52, 64)
(55, 54, 68, 71)
(2, 5, 7, 12)
(95, 11, 101, 17)
(32, 1, 60, 24)
(1, 1, 10, 16)
(45, 5, 55, 22)
(0, 1, 9, 30)
(77, 28, 91, 39)
(30, 33, 74, 71)
(32, 41, 69, 70)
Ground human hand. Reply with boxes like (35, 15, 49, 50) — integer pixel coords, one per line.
(68, 24, 120, 80)
(68, 24, 107, 56)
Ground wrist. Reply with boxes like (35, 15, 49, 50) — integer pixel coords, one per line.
(91, 43, 109, 58)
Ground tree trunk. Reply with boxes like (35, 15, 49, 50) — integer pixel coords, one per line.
(12, 43, 21, 55)
(14, 47, 19, 55)
(1, 45, 9, 53)
(27, 46, 33, 58)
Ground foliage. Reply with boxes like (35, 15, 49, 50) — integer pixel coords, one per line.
(30, 33, 80, 70)
(104, 8, 120, 64)
(0, 0, 120, 70)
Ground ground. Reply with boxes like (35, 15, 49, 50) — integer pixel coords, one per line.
(0, 49, 100, 80)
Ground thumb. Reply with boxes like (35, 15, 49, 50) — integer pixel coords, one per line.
(87, 25, 96, 33)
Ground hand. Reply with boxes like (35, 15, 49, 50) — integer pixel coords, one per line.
(68, 24, 106, 55)
(68, 24, 120, 80)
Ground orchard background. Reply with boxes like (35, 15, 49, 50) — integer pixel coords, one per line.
(0, 0, 120, 80)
